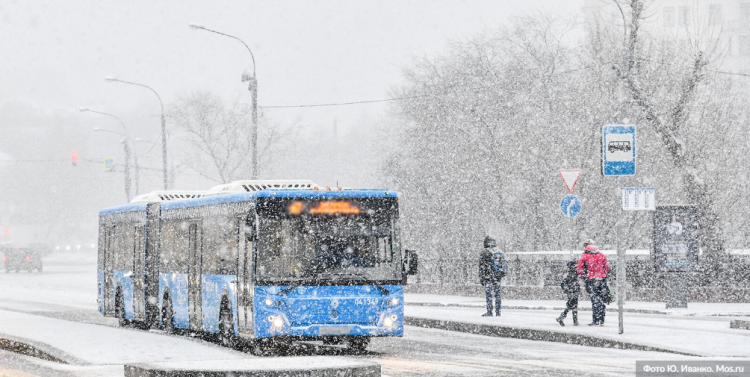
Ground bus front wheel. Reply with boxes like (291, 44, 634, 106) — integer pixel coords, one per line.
(162, 296, 175, 334)
(347, 337, 370, 353)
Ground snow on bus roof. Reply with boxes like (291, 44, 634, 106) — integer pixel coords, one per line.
(159, 189, 398, 210)
(99, 202, 149, 216)
(255, 189, 398, 198)
(129, 190, 206, 203)
(204, 180, 320, 196)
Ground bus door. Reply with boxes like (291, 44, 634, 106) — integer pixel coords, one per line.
(237, 215, 255, 334)
(104, 225, 116, 315)
(132, 225, 145, 321)
(188, 223, 203, 331)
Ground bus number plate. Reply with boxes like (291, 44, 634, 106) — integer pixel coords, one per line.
(355, 298, 378, 305)
(320, 326, 351, 335)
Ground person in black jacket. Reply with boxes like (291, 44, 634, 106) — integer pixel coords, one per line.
(479, 236, 505, 317)
(556, 260, 580, 326)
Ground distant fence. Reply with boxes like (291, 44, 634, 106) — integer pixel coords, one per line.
(414, 252, 750, 288)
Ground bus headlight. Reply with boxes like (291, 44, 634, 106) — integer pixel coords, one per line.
(272, 316, 284, 328)
(264, 298, 273, 306)
(390, 298, 400, 305)
(384, 314, 397, 327)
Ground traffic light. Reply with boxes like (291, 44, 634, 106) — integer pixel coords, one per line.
(71, 151, 78, 166)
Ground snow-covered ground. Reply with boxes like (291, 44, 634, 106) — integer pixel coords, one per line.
(405, 294, 750, 357)
(0, 251, 97, 312)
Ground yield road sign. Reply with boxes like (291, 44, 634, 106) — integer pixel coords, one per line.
(603, 125, 636, 176)
(560, 195, 582, 218)
(559, 169, 582, 193)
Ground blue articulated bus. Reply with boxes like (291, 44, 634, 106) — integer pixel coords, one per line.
(97, 180, 418, 352)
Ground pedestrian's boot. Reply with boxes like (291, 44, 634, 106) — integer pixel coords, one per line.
(482, 311, 493, 317)
(495, 311, 501, 317)
(556, 315, 565, 327)
(572, 310, 579, 326)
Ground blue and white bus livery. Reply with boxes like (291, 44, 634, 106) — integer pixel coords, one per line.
(96, 180, 418, 352)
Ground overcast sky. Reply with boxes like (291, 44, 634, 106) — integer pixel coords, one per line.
(1, 0, 583, 132)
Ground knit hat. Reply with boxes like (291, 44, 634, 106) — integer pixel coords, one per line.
(483, 236, 497, 248)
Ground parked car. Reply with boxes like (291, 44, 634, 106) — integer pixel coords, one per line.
(3, 247, 43, 272)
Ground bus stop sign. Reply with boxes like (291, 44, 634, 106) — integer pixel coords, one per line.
(603, 125, 636, 176)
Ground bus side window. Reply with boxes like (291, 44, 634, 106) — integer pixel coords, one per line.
(161, 220, 189, 274)
(203, 216, 239, 275)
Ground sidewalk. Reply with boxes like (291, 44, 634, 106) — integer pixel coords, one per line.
(404, 294, 750, 357)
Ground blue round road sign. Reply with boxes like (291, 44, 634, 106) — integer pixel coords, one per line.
(560, 195, 582, 218)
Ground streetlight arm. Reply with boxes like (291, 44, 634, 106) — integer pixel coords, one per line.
(105, 77, 168, 190)
(191, 26, 256, 77)
(108, 79, 165, 114)
(82, 109, 128, 136)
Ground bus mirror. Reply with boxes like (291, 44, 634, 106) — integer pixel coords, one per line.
(404, 250, 418, 275)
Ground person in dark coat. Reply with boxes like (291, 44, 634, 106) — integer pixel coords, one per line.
(479, 236, 505, 317)
(556, 260, 580, 326)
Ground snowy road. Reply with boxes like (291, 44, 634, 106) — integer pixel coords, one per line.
(0, 252, 688, 376)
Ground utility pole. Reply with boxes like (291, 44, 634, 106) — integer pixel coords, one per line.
(248, 75, 258, 179)
(122, 139, 132, 201)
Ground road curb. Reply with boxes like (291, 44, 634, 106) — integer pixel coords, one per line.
(405, 316, 701, 356)
(124, 358, 381, 377)
(0, 333, 84, 365)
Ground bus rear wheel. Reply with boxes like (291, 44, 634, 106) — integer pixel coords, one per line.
(347, 337, 370, 353)
(115, 290, 128, 327)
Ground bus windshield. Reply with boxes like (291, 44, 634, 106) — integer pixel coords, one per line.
(255, 198, 402, 285)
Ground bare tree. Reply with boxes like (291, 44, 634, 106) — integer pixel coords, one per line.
(169, 91, 301, 183)
(612, 0, 727, 279)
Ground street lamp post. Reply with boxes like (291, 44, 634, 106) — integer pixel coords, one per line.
(189, 23, 258, 179)
(93, 127, 141, 197)
(81, 108, 138, 201)
(105, 77, 169, 189)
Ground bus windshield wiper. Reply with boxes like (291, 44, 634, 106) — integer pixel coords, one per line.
(279, 275, 331, 295)
(279, 282, 303, 296)
(279, 279, 313, 296)
(341, 273, 390, 296)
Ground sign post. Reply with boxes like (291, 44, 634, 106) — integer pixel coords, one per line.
(603, 125, 637, 335)
(558, 169, 582, 259)
(620, 188, 656, 334)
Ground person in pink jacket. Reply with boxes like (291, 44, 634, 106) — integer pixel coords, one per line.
(576, 239, 610, 326)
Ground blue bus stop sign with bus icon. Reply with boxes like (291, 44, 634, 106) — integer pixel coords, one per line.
(560, 194, 582, 218)
(603, 125, 636, 176)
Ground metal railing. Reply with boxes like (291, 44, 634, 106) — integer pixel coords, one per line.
(415, 255, 750, 288)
